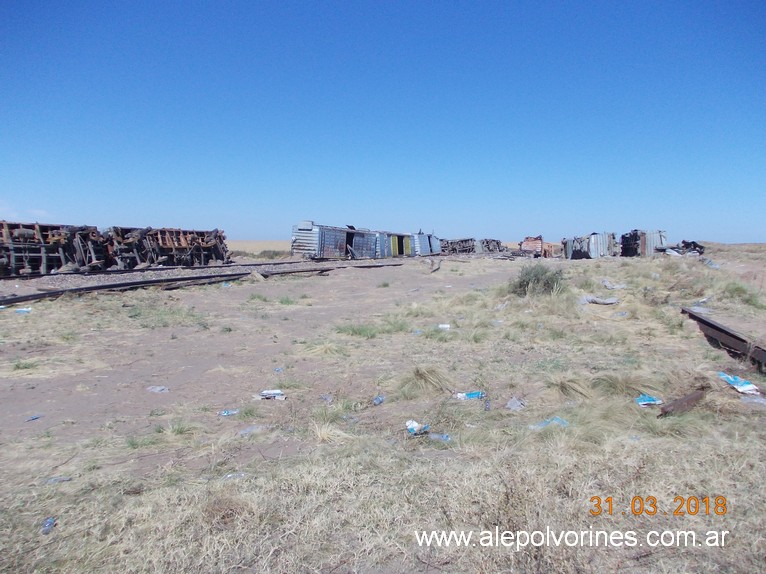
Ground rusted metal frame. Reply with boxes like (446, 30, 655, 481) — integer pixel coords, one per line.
(681, 307, 766, 370)
(0, 272, 250, 306)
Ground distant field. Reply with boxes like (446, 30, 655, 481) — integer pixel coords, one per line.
(227, 240, 291, 255)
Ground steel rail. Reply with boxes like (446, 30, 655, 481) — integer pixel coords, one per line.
(0, 272, 251, 306)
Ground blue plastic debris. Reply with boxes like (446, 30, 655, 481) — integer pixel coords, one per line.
(529, 416, 569, 430)
(219, 409, 240, 416)
(718, 372, 760, 395)
(25, 415, 42, 422)
(635, 393, 663, 407)
(406, 420, 430, 436)
(453, 391, 486, 400)
(428, 433, 451, 442)
(41, 517, 56, 535)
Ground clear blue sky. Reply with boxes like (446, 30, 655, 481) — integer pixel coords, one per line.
(2, 1, 764, 242)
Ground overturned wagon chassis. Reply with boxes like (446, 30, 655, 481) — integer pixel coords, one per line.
(106, 227, 230, 270)
(0, 221, 106, 276)
(0, 221, 230, 276)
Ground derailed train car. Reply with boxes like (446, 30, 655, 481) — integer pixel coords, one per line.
(105, 227, 230, 269)
(620, 230, 667, 257)
(0, 221, 106, 275)
(0, 220, 230, 276)
(562, 232, 620, 260)
(291, 221, 440, 260)
(440, 238, 507, 255)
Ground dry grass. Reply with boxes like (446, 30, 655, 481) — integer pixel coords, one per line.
(1, 249, 765, 572)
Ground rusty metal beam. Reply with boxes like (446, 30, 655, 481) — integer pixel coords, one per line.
(681, 307, 766, 371)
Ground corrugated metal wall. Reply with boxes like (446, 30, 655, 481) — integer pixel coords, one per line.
(351, 232, 377, 258)
(587, 232, 618, 258)
(621, 230, 667, 257)
(413, 233, 440, 255)
(642, 230, 667, 257)
(291, 222, 320, 257)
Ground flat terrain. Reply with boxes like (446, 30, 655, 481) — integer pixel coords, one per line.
(1, 244, 764, 573)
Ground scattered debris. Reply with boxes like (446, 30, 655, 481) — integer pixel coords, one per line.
(146, 386, 169, 393)
(718, 372, 760, 395)
(601, 279, 626, 290)
(529, 416, 569, 430)
(219, 409, 240, 416)
(222, 472, 248, 481)
(256, 389, 286, 400)
(505, 397, 526, 411)
(45, 476, 72, 485)
(658, 387, 707, 418)
(40, 517, 56, 535)
(319, 394, 333, 404)
(580, 295, 620, 305)
(484, 399, 491, 411)
(613, 311, 629, 317)
(411, 329, 423, 335)
(453, 391, 486, 400)
(427, 433, 451, 442)
(25, 415, 42, 422)
(406, 420, 430, 436)
(274, 367, 283, 373)
(635, 393, 663, 407)
(437, 324, 451, 330)
(372, 394, 385, 406)
(15, 308, 32, 314)
(658, 240, 706, 255)
(700, 257, 720, 269)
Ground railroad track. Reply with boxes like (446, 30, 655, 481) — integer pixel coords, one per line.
(0, 259, 405, 306)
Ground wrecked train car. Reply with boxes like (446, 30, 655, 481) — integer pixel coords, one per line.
(412, 232, 441, 256)
(562, 232, 620, 259)
(0, 220, 231, 276)
(440, 238, 476, 255)
(291, 221, 378, 259)
(620, 230, 667, 257)
(440, 238, 506, 255)
(106, 227, 230, 269)
(291, 221, 437, 260)
(0, 221, 106, 276)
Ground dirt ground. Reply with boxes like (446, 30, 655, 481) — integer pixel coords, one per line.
(1, 243, 765, 573)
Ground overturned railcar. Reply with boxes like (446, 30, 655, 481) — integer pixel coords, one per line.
(563, 232, 620, 259)
(620, 230, 667, 257)
(106, 227, 230, 269)
(440, 238, 506, 255)
(412, 232, 441, 256)
(291, 221, 439, 260)
(0, 220, 230, 276)
(291, 221, 378, 259)
(0, 221, 107, 276)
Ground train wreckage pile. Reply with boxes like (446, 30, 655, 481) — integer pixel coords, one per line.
(0, 221, 230, 277)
